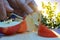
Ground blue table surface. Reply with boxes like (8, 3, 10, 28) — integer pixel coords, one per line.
(0, 32, 60, 40)
(54, 29, 60, 34)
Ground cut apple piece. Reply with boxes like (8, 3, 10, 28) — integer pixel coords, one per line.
(38, 23, 58, 38)
(3, 22, 21, 35)
(3, 20, 27, 35)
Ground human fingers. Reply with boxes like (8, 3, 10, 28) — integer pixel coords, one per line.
(0, 0, 7, 20)
(8, 0, 33, 16)
(16, 0, 33, 14)
(7, 0, 19, 9)
(28, 0, 37, 12)
(3, 0, 14, 13)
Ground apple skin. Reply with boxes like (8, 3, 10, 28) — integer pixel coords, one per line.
(0, 20, 27, 35)
(38, 23, 57, 38)
(17, 20, 27, 33)
(0, 28, 3, 33)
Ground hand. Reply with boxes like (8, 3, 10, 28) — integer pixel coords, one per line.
(0, 0, 13, 21)
(8, 0, 37, 16)
(0, 0, 37, 21)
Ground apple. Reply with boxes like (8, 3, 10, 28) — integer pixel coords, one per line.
(0, 20, 27, 35)
(3, 22, 20, 35)
(38, 23, 57, 38)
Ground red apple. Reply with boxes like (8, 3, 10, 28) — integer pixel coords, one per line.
(0, 20, 27, 35)
(38, 23, 57, 38)
(3, 22, 21, 35)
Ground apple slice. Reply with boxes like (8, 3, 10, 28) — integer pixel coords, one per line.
(3, 20, 27, 35)
(38, 23, 57, 38)
(3, 22, 21, 35)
